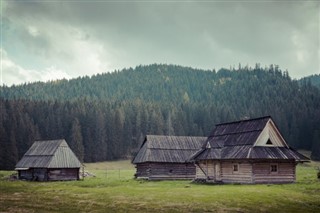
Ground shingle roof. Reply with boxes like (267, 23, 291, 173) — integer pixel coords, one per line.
(132, 135, 207, 164)
(193, 116, 309, 162)
(15, 139, 82, 169)
(206, 116, 270, 148)
(211, 116, 270, 137)
(194, 146, 308, 161)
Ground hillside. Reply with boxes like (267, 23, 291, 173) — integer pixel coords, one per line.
(1, 64, 320, 169)
(300, 74, 320, 89)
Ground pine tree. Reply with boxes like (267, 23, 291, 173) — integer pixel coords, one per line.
(93, 112, 108, 161)
(311, 130, 320, 161)
(69, 118, 84, 162)
(111, 108, 125, 158)
(0, 123, 10, 169)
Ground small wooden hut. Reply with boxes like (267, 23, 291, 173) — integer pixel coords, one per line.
(132, 135, 206, 180)
(191, 116, 309, 184)
(15, 139, 82, 181)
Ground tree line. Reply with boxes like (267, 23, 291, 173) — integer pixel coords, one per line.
(1, 64, 320, 169)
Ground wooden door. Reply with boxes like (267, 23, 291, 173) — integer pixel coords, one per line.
(215, 162, 221, 181)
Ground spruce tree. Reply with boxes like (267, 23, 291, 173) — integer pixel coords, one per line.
(69, 118, 84, 162)
(311, 130, 320, 161)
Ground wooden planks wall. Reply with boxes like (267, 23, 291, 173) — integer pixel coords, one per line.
(18, 170, 33, 180)
(195, 160, 216, 180)
(33, 168, 47, 181)
(253, 161, 296, 183)
(220, 161, 253, 184)
(195, 160, 297, 184)
(135, 162, 196, 180)
(48, 168, 79, 181)
(135, 163, 150, 179)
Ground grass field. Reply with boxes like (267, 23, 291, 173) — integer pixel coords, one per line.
(1, 160, 320, 213)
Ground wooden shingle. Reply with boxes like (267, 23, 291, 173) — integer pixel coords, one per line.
(133, 135, 206, 164)
(16, 139, 81, 169)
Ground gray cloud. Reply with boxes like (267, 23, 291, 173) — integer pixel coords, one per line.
(2, 0, 319, 86)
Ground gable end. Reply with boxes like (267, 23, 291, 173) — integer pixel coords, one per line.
(254, 119, 289, 147)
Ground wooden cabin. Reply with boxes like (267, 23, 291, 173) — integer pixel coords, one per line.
(15, 139, 82, 181)
(191, 116, 309, 184)
(132, 135, 206, 180)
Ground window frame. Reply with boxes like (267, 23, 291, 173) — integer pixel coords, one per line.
(233, 164, 239, 173)
(270, 164, 278, 173)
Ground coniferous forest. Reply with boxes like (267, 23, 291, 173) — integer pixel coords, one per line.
(1, 64, 320, 169)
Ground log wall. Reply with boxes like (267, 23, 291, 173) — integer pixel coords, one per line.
(220, 161, 253, 184)
(18, 168, 79, 181)
(18, 170, 33, 180)
(33, 168, 47, 181)
(253, 161, 296, 183)
(135, 163, 150, 179)
(195, 160, 218, 180)
(48, 168, 79, 181)
(195, 160, 297, 184)
(135, 162, 196, 180)
(195, 162, 207, 179)
(137, 160, 297, 183)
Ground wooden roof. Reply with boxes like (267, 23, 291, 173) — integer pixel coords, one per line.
(192, 116, 309, 161)
(15, 139, 82, 169)
(132, 135, 207, 164)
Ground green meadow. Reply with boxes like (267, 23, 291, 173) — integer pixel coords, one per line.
(1, 160, 319, 213)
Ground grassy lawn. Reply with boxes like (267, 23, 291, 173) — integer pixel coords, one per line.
(1, 160, 320, 213)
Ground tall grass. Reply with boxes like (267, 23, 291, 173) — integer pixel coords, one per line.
(1, 160, 319, 213)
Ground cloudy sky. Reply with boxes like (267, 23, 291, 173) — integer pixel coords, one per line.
(1, 0, 319, 86)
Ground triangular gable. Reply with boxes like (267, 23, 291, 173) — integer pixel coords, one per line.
(206, 142, 211, 148)
(254, 119, 289, 147)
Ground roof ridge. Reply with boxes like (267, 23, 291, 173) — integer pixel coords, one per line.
(212, 129, 263, 137)
(147, 135, 206, 138)
(34, 139, 65, 143)
(52, 139, 65, 153)
(215, 116, 271, 126)
(148, 147, 201, 150)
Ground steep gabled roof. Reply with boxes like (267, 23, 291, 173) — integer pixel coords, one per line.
(193, 116, 309, 162)
(206, 116, 271, 147)
(132, 135, 207, 164)
(15, 139, 81, 169)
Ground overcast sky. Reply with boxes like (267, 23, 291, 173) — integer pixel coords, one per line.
(1, 0, 319, 86)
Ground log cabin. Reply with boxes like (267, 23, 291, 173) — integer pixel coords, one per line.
(191, 116, 309, 184)
(15, 139, 82, 181)
(132, 135, 206, 180)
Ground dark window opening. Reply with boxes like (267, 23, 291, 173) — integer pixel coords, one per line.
(271, 164, 278, 172)
(233, 164, 238, 172)
(266, 140, 273, 145)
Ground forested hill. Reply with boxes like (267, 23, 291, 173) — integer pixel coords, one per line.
(1, 64, 313, 104)
(1, 64, 320, 169)
(2, 64, 215, 102)
(299, 74, 320, 89)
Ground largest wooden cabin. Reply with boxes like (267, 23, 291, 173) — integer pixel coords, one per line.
(191, 116, 309, 184)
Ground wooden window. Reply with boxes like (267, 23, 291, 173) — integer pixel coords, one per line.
(270, 164, 278, 173)
(233, 164, 239, 172)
